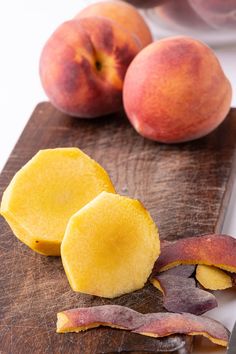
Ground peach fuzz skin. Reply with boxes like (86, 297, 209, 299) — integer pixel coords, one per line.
(39, 17, 141, 118)
(76, 1, 153, 48)
(123, 36, 232, 143)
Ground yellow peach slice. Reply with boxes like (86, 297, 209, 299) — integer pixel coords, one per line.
(0, 148, 115, 256)
(61, 192, 160, 298)
(196, 265, 233, 290)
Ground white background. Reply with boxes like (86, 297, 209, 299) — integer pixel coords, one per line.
(0, 1, 235, 353)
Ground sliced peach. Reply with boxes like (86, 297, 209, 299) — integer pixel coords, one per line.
(196, 265, 233, 290)
(61, 192, 160, 298)
(0, 148, 115, 256)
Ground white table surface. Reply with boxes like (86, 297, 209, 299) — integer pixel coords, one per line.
(0, 1, 235, 353)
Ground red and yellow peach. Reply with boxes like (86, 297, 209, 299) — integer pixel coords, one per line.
(123, 36, 232, 143)
(39, 17, 140, 118)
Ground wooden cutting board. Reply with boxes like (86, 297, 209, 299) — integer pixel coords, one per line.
(0, 102, 235, 354)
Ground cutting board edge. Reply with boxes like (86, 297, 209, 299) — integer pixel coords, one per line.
(0, 102, 49, 177)
(215, 148, 236, 233)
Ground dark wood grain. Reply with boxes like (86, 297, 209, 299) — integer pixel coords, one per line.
(0, 102, 235, 354)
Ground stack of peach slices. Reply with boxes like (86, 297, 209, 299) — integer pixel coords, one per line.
(1, 147, 236, 349)
(39, 1, 232, 143)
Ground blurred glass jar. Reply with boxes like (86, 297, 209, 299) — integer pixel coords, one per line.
(124, 0, 236, 45)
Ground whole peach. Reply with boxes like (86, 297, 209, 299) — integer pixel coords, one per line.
(76, 1, 152, 48)
(39, 17, 140, 118)
(123, 36, 232, 143)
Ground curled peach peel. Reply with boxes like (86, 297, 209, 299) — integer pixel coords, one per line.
(154, 264, 195, 278)
(150, 265, 217, 315)
(57, 305, 143, 333)
(134, 313, 229, 347)
(150, 264, 195, 293)
(196, 265, 233, 290)
(154, 234, 236, 274)
(56, 305, 229, 347)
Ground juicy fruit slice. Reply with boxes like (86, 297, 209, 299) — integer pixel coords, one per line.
(0, 148, 115, 256)
(151, 265, 217, 315)
(154, 234, 236, 273)
(57, 305, 229, 347)
(196, 265, 233, 290)
(61, 192, 160, 298)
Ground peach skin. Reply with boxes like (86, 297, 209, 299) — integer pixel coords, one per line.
(76, 1, 153, 48)
(39, 17, 141, 118)
(123, 36, 232, 143)
(57, 305, 230, 347)
(153, 234, 236, 274)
